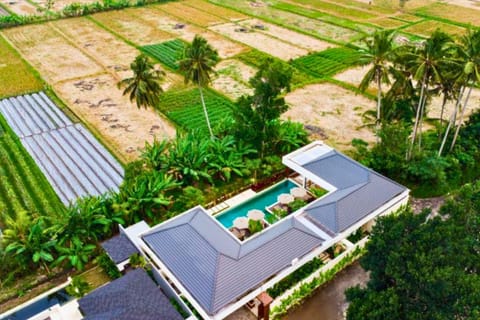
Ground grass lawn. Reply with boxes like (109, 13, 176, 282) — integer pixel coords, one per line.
(0, 34, 43, 98)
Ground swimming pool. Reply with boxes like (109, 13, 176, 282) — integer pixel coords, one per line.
(216, 179, 298, 228)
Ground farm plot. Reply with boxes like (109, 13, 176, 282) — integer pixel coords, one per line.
(415, 2, 480, 26)
(210, 22, 308, 60)
(55, 74, 176, 162)
(155, 1, 227, 27)
(182, 0, 247, 21)
(52, 17, 140, 80)
(334, 65, 376, 92)
(288, 0, 378, 21)
(158, 88, 234, 132)
(233, 19, 334, 52)
(141, 39, 186, 71)
(0, 0, 36, 15)
(402, 20, 466, 37)
(292, 47, 362, 78)
(209, 0, 361, 43)
(0, 6, 8, 16)
(212, 59, 255, 100)
(0, 92, 124, 204)
(0, 34, 43, 99)
(0, 116, 63, 223)
(284, 83, 375, 147)
(236, 50, 316, 87)
(91, 9, 176, 46)
(3, 24, 103, 83)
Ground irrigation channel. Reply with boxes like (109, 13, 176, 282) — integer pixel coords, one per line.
(283, 262, 369, 320)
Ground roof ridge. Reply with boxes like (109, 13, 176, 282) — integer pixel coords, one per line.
(304, 150, 337, 166)
(292, 218, 325, 241)
(210, 252, 223, 313)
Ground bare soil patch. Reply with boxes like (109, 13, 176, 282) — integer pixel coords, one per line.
(52, 17, 140, 81)
(284, 83, 375, 148)
(54, 74, 176, 162)
(212, 75, 253, 100)
(92, 9, 176, 46)
(156, 1, 227, 27)
(428, 88, 480, 121)
(3, 23, 103, 83)
(237, 19, 334, 52)
(210, 22, 308, 60)
(137, 7, 248, 58)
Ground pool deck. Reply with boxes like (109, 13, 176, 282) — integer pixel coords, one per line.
(207, 189, 257, 215)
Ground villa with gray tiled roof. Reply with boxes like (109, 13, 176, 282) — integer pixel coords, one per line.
(133, 141, 409, 320)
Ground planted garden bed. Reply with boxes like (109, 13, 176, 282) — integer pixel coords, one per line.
(141, 39, 186, 70)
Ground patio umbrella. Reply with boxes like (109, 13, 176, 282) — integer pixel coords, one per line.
(291, 187, 307, 199)
(248, 209, 265, 221)
(233, 217, 249, 229)
(278, 193, 294, 205)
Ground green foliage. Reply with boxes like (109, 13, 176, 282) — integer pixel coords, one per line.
(176, 186, 206, 210)
(118, 54, 165, 110)
(293, 47, 362, 78)
(346, 193, 480, 319)
(141, 39, 186, 71)
(248, 219, 263, 235)
(310, 186, 328, 198)
(267, 257, 323, 298)
(272, 207, 288, 219)
(65, 276, 91, 298)
(96, 252, 121, 280)
(288, 199, 307, 213)
(235, 50, 315, 86)
(157, 88, 234, 133)
(170, 298, 190, 319)
(129, 253, 147, 269)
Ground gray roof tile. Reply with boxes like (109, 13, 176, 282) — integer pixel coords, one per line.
(78, 268, 183, 320)
(101, 234, 138, 264)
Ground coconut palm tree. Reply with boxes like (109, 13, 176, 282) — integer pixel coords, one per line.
(118, 54, 165, 110)
(358, 30, 396, 130)
(401, 30, 454, 159)
(179, 35, 220, 138)
(447, 28, 480, 152)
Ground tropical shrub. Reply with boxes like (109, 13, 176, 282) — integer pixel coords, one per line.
(96, 252, 121, 280)
(66, 276, 91, 298)
(248, 219, 263, 235)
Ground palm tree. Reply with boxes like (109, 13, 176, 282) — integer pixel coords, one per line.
(447, 29, 480, 152)
(401, 30, 454, 159)
(358, 30, 396, 132)
(118, 54, 165, 110)
(179, 35, 220, 138)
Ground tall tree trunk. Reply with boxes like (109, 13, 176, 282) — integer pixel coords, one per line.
(438, 86, 465, 156)
(408, 72, 428, 160)
(376, 73, 382, 143)
(199, 86, 214, 138)
(439, 93, 448, 128)
(418, 85, 428, 149)
(449, 85, 473, 151)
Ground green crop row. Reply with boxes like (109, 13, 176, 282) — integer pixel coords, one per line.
(292, 47, 362, 78)
(157, 88, 234, 132)
(0, 115, 64, 223)
(236, 50, 317, 88)
(141, 39, 186, 71)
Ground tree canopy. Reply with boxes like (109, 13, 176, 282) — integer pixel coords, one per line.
(346, 183, 480, 320)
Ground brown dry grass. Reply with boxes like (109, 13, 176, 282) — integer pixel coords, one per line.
(210, 22, 308, 60)
(3, 23, 103, 83)
(0, 0, 36, 15)
(92, 9, 175, 46)
(155, 1, 227, 27)
(55, 74, 176, 162)
(284, 83, 375, 148)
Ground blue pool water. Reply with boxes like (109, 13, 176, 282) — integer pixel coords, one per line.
(3, 289, 73, 320)
(216, 179, 298, 228)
